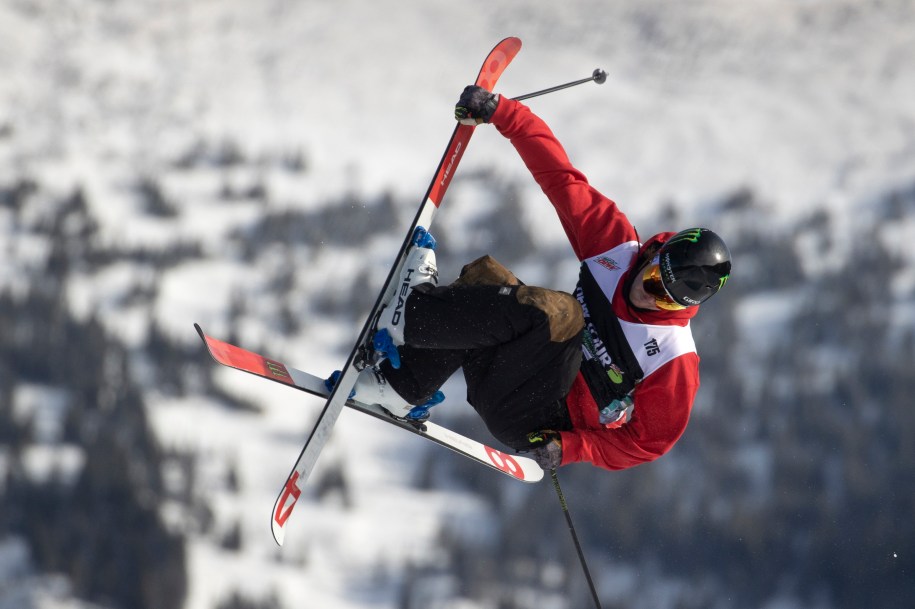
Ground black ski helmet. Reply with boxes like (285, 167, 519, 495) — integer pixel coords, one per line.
(657, 228, 731, 307)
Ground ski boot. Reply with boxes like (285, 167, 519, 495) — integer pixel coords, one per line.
(373, 226, 438, 369)
(400, 390, 445, 425)
(325, 368, 445, 427)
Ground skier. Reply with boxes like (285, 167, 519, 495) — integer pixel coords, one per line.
(348, 85, 731, 472)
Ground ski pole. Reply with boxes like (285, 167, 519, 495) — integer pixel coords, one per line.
(512, 68, 607, 101)
(551, 469, 604, 609)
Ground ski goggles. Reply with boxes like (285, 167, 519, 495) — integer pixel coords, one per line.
(642, 255, 687, 311)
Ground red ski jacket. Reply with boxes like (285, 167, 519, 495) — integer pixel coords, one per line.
(492, 98, 701, 471)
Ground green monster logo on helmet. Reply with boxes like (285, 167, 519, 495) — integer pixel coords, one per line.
(665, 228, 703, 246)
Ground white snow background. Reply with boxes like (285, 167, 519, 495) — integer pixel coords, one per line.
(1, 0, 914, 608)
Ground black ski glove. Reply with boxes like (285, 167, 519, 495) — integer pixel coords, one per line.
(527, 430, 563, 471)
(455, 85, 500, 125)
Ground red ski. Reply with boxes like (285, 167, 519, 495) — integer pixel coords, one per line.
(202, 37, 524, 547)
(195, 325, 543, 493)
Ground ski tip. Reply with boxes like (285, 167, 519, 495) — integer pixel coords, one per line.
(499, 36, 522, 51)
(500, 37, 522, 60)
(476, 36, 523, 92)
(193, 322, 205, 339)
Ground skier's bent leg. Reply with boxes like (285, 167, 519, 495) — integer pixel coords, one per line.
(459, 293, 583, 451)
(401, 284, 583, 351)
(379, 344, 465, 405)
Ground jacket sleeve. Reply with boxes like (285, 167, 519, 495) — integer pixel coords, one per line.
(558, 354, 700, 471)
(490, 97, 637, 261)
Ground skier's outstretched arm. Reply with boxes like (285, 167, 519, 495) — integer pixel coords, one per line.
(456, 86, 637, 260)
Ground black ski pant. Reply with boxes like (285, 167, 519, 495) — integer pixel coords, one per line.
(380, 278, 584, 450)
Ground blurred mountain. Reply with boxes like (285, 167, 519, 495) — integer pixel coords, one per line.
(1, 1, 914, 609)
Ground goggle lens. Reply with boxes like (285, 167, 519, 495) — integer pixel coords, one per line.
(642, 257, 687, 311)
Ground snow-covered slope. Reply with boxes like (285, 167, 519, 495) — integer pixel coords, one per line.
(3, 0, 914, 227)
